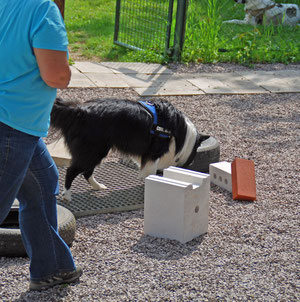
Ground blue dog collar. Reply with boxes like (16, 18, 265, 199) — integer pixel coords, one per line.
(138, 100, 171, 138)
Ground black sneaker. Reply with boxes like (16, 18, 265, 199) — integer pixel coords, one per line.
(29, 266, 83, 291)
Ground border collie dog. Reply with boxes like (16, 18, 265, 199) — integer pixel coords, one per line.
(224, 0, 300, 26)
(51, 98, 208, 201)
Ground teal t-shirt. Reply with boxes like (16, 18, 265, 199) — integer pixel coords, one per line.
(0, 0, 68, 137)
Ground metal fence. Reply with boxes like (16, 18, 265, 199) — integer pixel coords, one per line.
(114, 0, 188, 60)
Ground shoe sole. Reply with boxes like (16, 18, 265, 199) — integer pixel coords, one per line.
(30, 267, 83, 291)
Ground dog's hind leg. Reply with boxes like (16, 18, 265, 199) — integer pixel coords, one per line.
(83, 168, 107, 190)
(63, 165, 83, 202)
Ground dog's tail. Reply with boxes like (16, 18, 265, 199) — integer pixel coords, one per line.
(51, 97, 83, 131)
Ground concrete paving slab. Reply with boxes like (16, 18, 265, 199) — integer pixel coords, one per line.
(183, 73, 268, 94)
(237, 70, 300, 93)
(216, 73, 269, 94)
(69, 62, 299, 95)
(135, 86, 204, 96)
(117, 73, 173, 88)
(101, 62, 173, 74)
(237, 70, 300, 79)
(183, 74, 233, 94)
(134, 88, 205, 96)
(84, 73, 129, 88)
(70, 66, 82, 74)
(73, 61, 114, 73)
(262, 79, 300, 93)
(134, 74, 204, 96)
(237, 71, 281, 84)
(69, 67, 97, 88)
(47, 138, 71, 167)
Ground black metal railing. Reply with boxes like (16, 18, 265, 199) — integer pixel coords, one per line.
(114, 0, 188, 60)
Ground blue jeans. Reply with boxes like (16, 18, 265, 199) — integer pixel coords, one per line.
(0, 122, 76, 281)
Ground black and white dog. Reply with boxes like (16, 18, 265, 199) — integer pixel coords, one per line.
(224, 0, 300, 26)
(51, 98, 208, 201)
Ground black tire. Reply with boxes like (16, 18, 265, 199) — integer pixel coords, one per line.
(0, 202, 76, 257)
(186, 136, 220, 173)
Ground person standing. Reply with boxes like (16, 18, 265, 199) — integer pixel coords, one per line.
(0, 0, 82, 290)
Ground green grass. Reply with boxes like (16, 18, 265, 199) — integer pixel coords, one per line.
(183, 0, 300, 65)
(64, 0, 126, 61)
(64, 0, 300, 64)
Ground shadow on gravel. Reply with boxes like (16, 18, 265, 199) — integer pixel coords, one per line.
(131, 234, 205, 260)
(12, 283, 77, 302)
(210, 185, 255, 206)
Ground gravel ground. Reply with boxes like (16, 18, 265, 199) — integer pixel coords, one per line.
(168, 62, 300, 73)
(0, 63, 299, 301)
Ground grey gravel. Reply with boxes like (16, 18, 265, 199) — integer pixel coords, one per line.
(0, 63, 299, 301)
(168, 62, 300, 73)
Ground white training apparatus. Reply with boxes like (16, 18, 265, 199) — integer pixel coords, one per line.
(209, 161, 232, 193)
(144, 167, 210, 244)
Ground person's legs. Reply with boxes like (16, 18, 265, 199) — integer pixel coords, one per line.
(0, 122, 36, 224)
(17, 138, 76, 280)
(0, 122, 81, 288)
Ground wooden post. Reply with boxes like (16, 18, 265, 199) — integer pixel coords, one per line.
(54, 0, 65, 19)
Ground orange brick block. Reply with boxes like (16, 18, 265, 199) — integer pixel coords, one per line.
(231, 158, 256, 201)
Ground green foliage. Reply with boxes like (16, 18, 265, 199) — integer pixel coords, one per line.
(64, 0, 300, 64)
(183, 0, 222, 63)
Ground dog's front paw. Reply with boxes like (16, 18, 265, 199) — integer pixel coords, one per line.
(62, 189, 72, 202)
